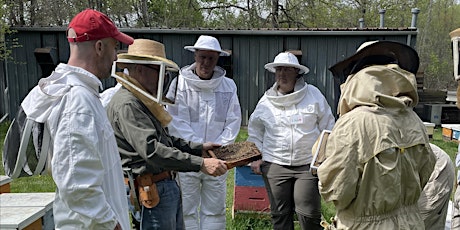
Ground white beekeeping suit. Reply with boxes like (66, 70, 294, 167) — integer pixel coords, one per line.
(168, 64, 241, 145)
(22, 64, 130, 230)
(166, 35, 241, 230)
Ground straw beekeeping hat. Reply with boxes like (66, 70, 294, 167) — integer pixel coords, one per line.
(118, 39, 179, 70)
(450, 28, 460, 39)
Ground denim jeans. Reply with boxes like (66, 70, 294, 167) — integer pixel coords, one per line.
(140, 179, 184, 230)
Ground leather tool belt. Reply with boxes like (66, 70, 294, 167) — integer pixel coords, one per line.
(136, 171, 172, 208)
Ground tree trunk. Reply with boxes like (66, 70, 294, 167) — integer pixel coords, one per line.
(19, 1, 25, 26)
(272, 0, 279, 28)
(30, 0, 36, 25)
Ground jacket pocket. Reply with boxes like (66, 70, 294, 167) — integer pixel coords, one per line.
(295, 108, 318, 134)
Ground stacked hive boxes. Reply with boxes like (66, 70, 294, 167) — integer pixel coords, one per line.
(454, 126, 460, 142)
(232, 165, 270, 217)
(442, 124, 460, 142)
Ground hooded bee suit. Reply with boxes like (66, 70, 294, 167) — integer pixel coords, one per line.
(167, 63, 242, 229)
(21, 64, 130, 230)
(248, 78, 335, 166)
(317, 64, 436, 229)
(247, 76, 335, 229)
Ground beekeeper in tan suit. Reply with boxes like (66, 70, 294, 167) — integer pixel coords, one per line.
(318, 40, 436, 230)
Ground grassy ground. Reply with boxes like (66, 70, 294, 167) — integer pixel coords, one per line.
(1, 122, 459, 229)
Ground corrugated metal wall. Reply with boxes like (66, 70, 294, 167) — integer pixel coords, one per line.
(0, 61, 6, 121)
(1, 28, 417, 125)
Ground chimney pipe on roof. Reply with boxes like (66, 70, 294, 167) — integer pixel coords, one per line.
(379, 9, 386, 28)
(359, 18, 364, 28)
(410, 8, 420, 28)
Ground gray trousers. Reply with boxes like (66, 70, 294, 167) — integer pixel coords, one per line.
(261, 162, 322, 230)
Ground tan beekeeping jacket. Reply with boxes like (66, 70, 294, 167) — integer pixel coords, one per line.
(318, 64, 436, 230)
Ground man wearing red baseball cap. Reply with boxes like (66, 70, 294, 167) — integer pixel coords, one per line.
(20, 9, 134, 230)
(67, 8, 133, 45)
(66, 8, 134, 80)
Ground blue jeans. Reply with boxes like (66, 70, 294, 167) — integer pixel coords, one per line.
(140, 179, 184, 230)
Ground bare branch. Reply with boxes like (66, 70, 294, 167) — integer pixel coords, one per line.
(199, 4, 248, 12)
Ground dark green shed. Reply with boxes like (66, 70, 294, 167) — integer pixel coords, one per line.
(0, 27, 418, 125)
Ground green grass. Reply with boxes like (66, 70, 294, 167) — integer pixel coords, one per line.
(430, 128, 459, 162)
(1, 123, 459, 229)
(0, 121, 56, 193)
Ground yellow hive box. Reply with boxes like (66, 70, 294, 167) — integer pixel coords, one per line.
(441, 124, 457, 141)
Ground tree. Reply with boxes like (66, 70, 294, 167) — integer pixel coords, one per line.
(149, 0, 203, 28)
(2, 0, 459, 90)
(416, 0, 459, 90)
(1, 0, 20, 62)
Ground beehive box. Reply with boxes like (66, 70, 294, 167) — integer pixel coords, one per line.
(423, 122, 435, 140)
(452, 125, 460, 142)
(233, 165, 270, 218)
(234, 165, 265, 187)
(0, 176, 12, 194)
(0, 192, 55, 230)
(442, 124, 454, 141)
(233, 186, 270, 213)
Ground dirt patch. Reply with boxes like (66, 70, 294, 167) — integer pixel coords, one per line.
(205, 141, 262, 169)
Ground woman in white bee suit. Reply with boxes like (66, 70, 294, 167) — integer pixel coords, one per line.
(166, 35, 242, 230)
(318, 40, 436, 229)
(248, 52, 335, 230)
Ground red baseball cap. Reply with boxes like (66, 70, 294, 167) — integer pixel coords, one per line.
(67, 9, 134, 45)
